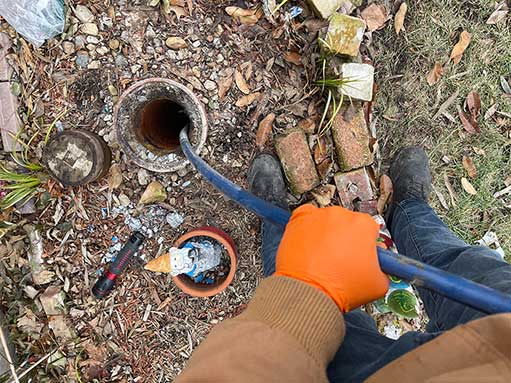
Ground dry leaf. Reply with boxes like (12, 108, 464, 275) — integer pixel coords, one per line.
(361, 4, 388, 32)
(225, 6, 254, 17)
(500, 76, 511, 94)
(168, 5, 187, 18)
(450, 30, 471, 65)
(255, 113, 275, 149)
(283, 51, 302, 66)
(317, 158, 333, 180)
(234, 69, 250, 95)
(311, 184, 336, 207)
(426, 62, 443, 86)
(457, 105, 479, 134)
(235, 92, 261, 107)
(462, 156, 477, 178)
(486, 1, 508, 24)
(217, 75, 233, 100)
(108, 164, 123, 190)
(394, 2, 407, 35)
(466, 91, 481, 120)
(313, 137, 329, 164)
(444, 174, 457, 206)
(485, 103, 498, 120)
(461, 177, 477, 195)
(377, 174, 393, 214)
(472, 146, 486, 156)
(433, 185, 449, 210)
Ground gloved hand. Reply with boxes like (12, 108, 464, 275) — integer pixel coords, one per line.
(275, 205, 389, 312)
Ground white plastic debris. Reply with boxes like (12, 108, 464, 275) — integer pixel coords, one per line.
(169, 240, 221, 278)
(0, 0, 65, 47)
(477, 231, 505, 260)
(166, 212, 184, 228)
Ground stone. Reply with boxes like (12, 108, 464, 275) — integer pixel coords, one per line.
(39, 286, 66, 316)
(334, 168, 374, 210)
(331, 103, 373, 171)
(96, 46, 109, 55)
(137, 169, 150, 186)
(88, 60, 100, 69)
(109, 39, 120, 50)
(204, 80, 217, 91)
(339, 63, 374, 102)
(275, 129, 320, 194)
(139, 181, 167, 205)
(62, 41, 75, 54)
(81, 22, 99, 36)
(308, 0, 346, 18)
(74, 5, 94, 23)
(322, 13, 366, 56)
(74, 35, 86, 49)
(166, 36, 187, 50)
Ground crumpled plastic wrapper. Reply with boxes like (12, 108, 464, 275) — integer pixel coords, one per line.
(0, 0, 65, 47)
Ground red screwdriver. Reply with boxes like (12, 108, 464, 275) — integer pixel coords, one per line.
(92, 231, 145, 299)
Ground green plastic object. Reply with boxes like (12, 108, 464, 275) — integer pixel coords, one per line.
(387, 289, 419, 318)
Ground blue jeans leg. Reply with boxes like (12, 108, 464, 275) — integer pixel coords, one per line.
(388, 198, 511, 331)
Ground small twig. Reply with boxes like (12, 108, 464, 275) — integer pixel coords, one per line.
(0, 325, 18, 383)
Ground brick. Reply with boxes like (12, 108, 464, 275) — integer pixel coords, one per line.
(275, 129, 319, 194)
(334, 168, 374, 210)
(322, 14, 366, 56)
(331, 103, 373, 171)
(308, 0, 346, 19)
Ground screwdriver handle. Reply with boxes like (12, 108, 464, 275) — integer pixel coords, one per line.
(110, 231, 145, 274)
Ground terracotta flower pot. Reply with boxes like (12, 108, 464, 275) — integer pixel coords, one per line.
(172, 227, 237, 297)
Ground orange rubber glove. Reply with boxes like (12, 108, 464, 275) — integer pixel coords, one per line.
(275, 204, 389, 312)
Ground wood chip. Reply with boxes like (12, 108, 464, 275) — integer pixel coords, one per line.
(217, 75, 233, 100)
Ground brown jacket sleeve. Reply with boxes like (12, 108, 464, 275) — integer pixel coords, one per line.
(175, 276, 345, 383)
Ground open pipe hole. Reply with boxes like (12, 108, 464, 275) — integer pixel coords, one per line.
(136, 98, 190, 154)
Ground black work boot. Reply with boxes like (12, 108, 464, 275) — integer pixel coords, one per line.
(247, 153, 288, 209)
(389, 146, 432, 204)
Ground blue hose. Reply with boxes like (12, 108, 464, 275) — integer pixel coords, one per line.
(180, 129, 511, 314)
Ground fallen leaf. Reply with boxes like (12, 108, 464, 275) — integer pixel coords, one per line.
(235, 92, 261, 107)
(444, 174, 457, 205)
(500, 76, 511, 94)
(361, 4, 388, 32)
(426, 62, 444, 85)
(167, 5, 187, 19)
(461, 177, 477, 195)
(108, 164, 122, 190)
(225, 6, 261, 24)
(313, 136, 329, 164)
(484, 103, 498, 120)
(139, 181, 167, 205)
(472, 146, 486, 156)
(433, 185, 449, 210)
(505, 176, 511, 187)
(394, 2, 407, 35)
(466, 91, 481, 121)
(450, 30, 471, 65)
(17, 308, 44, 338)
(217, 75, 233, 100)
(283, 51, 302, 66)
(457, 105, 479, 134)
(486, 1, 508, 24)
(377, 174, 393, 214)
(255, 113, 275, 149)
(462, 156, 477, 178)
(433, 90, 459, 120)
(234, 69, 250, 95)
(311, 184, 336, 207)
(165, 36, 187, 50)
